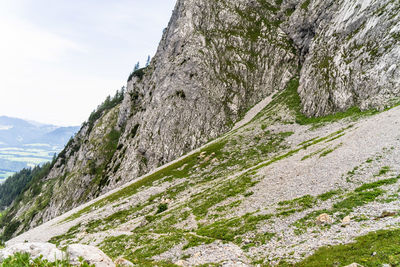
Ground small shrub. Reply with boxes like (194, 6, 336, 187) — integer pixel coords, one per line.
(127, 67, 146, 82)
(301, 0, 311, 10)
(175, 90, 186, 99)
(156, 203, 168, 214)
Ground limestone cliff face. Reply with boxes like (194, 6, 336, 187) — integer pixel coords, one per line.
(288, 0, 400, 116)
(5, 0, 399, 237)
(112, 0, 298, 190)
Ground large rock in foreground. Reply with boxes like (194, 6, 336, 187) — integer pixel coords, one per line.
(0, 242, 64, 262)
(67, 244, 115, 267)
(0, 242, 115, 267)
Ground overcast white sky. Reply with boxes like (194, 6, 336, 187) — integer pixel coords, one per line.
(0, 0, 176, 126)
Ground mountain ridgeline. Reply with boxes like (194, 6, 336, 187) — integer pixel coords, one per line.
(1, 0, 399, 243)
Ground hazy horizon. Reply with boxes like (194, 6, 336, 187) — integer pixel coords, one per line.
(0, 0, 176, 126)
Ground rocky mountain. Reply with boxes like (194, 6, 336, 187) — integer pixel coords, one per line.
(1, 0, 399, 265)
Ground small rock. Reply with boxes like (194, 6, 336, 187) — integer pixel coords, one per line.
(221, 260, 250, 266)
(76, 231, 87, 239)
(243, 239, 252, 245)
(211, 158, 219, 164)
(67, 244, 115, 267)
(139, 219, 148, 227)
(115, 257, 134, 266)
(375, 211, 397, 220)
(343, 263, 364, 267)
(177, 163, 188, 171)
(341, 216, 351, 226)
(174, 259, 189, 266)
(316, 213, 333, 225)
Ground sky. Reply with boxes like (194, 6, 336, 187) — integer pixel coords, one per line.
(0, 0, 176, 126)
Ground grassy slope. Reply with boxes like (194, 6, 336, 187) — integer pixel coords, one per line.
(291, 229, 400, 267)
(43, 76, 400, 266)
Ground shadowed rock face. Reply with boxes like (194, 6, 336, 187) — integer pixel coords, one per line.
(287, 0, 400, 116)
(6, 0, 399, 237)
(114, 0, 298, 189)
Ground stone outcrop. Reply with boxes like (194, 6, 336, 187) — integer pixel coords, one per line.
(291, 0, 400, 116)
(0, 242, 115, 267)
(0, 243, 64, 262)
(67, 244, 115, 267)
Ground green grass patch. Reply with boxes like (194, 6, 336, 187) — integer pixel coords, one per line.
(255, 76, 380, 128)
(49, 223, 82, 246)
(190, 173, 257, 217)
(63, 140, 227, 222)
(317, 189, 342, 201)
(196, 213, 272, 243)
(376, 166, 391, 176)
(100, 233, 181, 266)
(291, 209, 330, 234)
(319, 149, 334, 157)
(252, 127, 349, 173)
(293, 177, 397, 232)
(277, 195, 317, 217)
(292, 228, 400, 267)
(278, 195, 316, 209)
(301, 148, 325, 161)
(300, 0, 311, 10)
(319, 143, 343, 158)
(332, 188, 384, 214)
(183, 234, 215, 250)
(355, 177, 398, 192)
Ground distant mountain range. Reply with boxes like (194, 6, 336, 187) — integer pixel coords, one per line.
(0, 116, 79, 148)
(0, 116, 79, 181)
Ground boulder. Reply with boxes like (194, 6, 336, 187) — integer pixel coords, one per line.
(174, 259, 189, 266)
(67, 244, 115, 267)
(115, 257, 134, 266)
(341, 216, 351, 226)
(0, 242, 65, 262)
(315, 213, 333, 225)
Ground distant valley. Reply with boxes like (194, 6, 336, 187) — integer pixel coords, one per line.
(0, 116, 79, 181)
